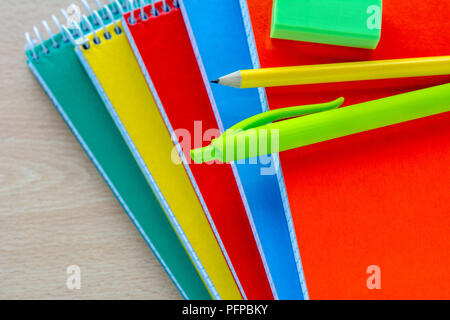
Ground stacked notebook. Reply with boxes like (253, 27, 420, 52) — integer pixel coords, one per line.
(25, 0, 449, 299)
(25, 0, 306, 300)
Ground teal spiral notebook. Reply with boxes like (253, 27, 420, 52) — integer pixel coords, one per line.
(24, 8, 211, 300)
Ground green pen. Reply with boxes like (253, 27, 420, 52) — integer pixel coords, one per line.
(191, 83, 450, 163)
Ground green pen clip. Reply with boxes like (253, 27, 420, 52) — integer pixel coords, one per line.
(191, 98, 344, 163)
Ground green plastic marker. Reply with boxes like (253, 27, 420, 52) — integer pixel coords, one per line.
(191, 83, 450, 163)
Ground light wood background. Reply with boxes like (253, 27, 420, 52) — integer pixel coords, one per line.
(0, 0, 181, 299)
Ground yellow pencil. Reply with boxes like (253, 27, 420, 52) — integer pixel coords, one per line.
(211, 56, 450, 88)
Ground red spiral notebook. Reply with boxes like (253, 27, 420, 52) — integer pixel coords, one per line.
(123, 0, 273, 299)
(246, 0, 450, 299)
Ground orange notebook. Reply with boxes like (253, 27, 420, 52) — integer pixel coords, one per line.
(246, 0, 450, 299)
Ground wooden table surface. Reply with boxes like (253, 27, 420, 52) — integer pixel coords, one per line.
(0, 0, 181, 299)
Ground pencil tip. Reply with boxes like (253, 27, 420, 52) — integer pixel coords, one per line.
(210, 79, 219, 84)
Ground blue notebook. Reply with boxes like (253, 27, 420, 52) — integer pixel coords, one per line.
(180, 0, 308, 299)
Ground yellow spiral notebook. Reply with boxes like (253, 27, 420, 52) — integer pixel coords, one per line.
(73, 5, 241, 299)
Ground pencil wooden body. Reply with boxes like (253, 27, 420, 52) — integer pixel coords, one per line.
(231, 56, 450, 88)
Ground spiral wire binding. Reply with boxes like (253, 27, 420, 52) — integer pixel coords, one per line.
(24, 32, 38, 60)
(162, 0, 171, 12)
(60, 9, 80, 37)
(73, 18, 91, 49)
(81, 0, 100, 25)
(51, 15, 69, 43)
(139, 0, 148, 21)
(114, 0, 126, 18)
(33, 26, 50, 55)
(125, 0, 176, 25)
(150, 0, 159, 16)
(120, 0, 129, 11)
(105, 5, 122, 34)
(82, 15, 100, 44)
(24, 0, 180, 61)
(80, 15, 91, 33)
(24, 0, 137, 60)
(108, 0, 119, 15)
(95, 0, 109, 20)
(94, 10, 112, 40)
(42, 20, 59, 49)
(62, 25, 77, 46)
(127, 0, 137, 24)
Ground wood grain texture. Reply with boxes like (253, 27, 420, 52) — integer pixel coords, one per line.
(0, 0, 181, 299)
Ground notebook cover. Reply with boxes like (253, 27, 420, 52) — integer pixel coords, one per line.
(76, 19, 237, 299)
(123, 0, 272, 299)
(25, 28, 210, 300)
(180, 0, 306, 299)
(245, 0, 450, 299)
